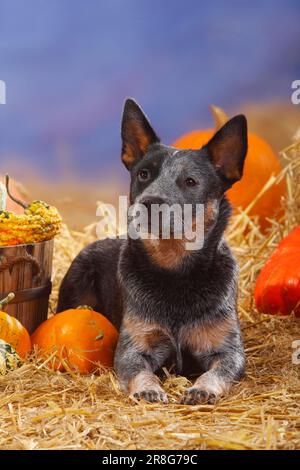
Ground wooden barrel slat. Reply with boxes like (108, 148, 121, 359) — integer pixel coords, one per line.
(0, 239, 53, 334)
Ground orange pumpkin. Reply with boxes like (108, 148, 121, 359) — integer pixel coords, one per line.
(0, 293, 32, 357)
(172, 106, 286, 229)
(31, 307, 119, 373)
(254, 226, 300, 317)
(0, 175, 27, 214)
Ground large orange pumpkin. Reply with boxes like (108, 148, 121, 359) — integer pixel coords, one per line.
(0, 293, 32, 357)
(0, 175, 27, 214)
(173, 106, 286, 228)
(254, 226, 300, 317)
(31, 307, 119, 373)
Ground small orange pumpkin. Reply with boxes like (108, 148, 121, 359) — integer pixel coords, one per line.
(254, 226, 300, 317)
(31, 306, 119, 373)
(173, 106, 286, 229)
(0, 293, 32, 357)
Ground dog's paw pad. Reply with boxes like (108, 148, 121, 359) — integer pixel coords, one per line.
(181, 387, 217, 405)
(133, 389, 168, 403)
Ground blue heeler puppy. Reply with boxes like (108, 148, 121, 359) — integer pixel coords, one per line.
(58, 98, 248, 404)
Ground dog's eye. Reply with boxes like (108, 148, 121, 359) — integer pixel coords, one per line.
(138, 169, 150, 181)
(185, 177, 197, 187)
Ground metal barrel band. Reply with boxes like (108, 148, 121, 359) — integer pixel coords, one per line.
(1, 281, 52, 304)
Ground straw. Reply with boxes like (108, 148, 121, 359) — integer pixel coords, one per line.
(0, 139, 300, 450)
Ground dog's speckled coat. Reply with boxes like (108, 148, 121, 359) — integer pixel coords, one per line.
(58, 99, 248, 404)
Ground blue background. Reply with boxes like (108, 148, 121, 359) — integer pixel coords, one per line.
(0, 0, 299, 179)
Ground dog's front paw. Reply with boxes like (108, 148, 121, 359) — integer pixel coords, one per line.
(128, 370, 168, 404)
(181, 387, 218, 405)
(132, 389, 168, 403)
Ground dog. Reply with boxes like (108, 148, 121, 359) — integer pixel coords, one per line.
(57, 98, 247, 404)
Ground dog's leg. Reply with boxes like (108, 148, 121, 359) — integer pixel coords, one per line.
(115, 336, 169, 403)
(114, 318, 173, 403)
(181, 343, 245, 405)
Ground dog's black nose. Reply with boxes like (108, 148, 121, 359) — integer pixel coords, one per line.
(139, 197, 166, 211)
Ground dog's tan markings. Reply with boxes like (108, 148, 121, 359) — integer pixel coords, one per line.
(196, 372, 228, 396)
(122, 316, 169, 403)
(128, 370, 164, 396)
(122, 143, 135, 168)
(131, 122, 152, 155)
(143, 238, 190, 270)
(122, 123, 154, 168)
(180, 316, 235, 353)
(209, 134, 244, 181)
(204, 200, 217, 232)
(182, 358, 229, 404)
(123, 315, 171, 352)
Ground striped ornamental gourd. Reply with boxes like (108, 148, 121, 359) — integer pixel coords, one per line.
(0, 176, 62, 246)
(0, 339, 23, 375)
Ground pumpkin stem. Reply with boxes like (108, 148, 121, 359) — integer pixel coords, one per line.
(5, 175, 28, 210)
(77, 305, 93, 311)
(0, 292, 15, 310)
(210, 105, 229, 130)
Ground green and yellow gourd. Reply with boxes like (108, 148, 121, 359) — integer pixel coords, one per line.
(0, 175, 62, 246)
(0, 339, 22, 375)
(0, 293, 29, 374)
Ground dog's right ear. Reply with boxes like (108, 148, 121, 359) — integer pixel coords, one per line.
(204, 114, 248, 189)
(121, 99, 160, 170)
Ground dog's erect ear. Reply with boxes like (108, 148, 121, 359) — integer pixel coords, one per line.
(121, 98, 160, 170)
(204, 115, 248, 188)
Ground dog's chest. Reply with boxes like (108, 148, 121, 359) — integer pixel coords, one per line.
(124, 311, 233, 359)
(125, 274, 224, 327)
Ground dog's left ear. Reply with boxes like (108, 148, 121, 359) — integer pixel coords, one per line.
(204, 114, 248, 188)
(121, 98, 160, 170)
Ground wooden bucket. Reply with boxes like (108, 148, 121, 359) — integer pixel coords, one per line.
(0, 239, 54, 334)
